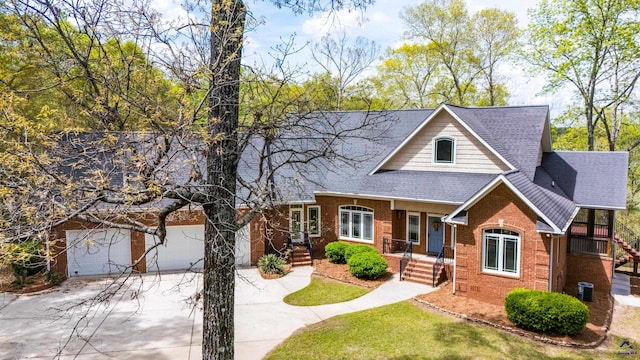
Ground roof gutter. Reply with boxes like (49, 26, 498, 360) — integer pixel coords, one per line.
(313, 190, 464, 206)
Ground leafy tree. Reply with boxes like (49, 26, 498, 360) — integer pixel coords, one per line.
(311, 32, 380, 110)
(400, 0, 517, 106)
(525, 0, 640, 151)
(1, 1, 377, 360)
(369, 44, 440, 108)
(472, 8, 519, 106)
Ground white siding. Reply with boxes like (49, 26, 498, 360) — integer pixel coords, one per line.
(381, 112, 509, 173)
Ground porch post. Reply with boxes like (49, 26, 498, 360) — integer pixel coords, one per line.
(608, 210, 614, 258)
(587, 209, 595, 238)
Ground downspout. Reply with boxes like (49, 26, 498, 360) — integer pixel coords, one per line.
(452, 224, 457, 295)
(548, 234, 553, 292)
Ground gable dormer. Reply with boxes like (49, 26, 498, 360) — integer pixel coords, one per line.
(374, 105, 512, 174)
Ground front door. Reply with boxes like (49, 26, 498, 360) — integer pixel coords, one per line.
(289, 205, 304, 243)
(427, 216, 444, 254)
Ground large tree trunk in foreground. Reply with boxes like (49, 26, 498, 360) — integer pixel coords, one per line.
(203, 1, 245, 359)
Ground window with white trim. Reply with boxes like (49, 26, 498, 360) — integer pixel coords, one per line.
(307, 206, 321, 237)
(434, 137, 455, 164)
(339, 205, 374, 242)
(482, 228, 520, 276)
(407, 212, 420, 244)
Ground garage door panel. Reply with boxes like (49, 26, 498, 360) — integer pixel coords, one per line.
(145, 225, 205, 272)
(146, 224, 252, 271)
(66, 229, 132, 276)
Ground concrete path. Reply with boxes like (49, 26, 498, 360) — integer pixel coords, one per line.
(612, 272, 640, 307)
(235, 267, 431, 360)
(0, 267, 431, 360)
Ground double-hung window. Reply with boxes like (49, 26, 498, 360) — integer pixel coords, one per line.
(339, 206, 374, 242)
(482, 228, 520, 276)
(407, 212, 420, 244)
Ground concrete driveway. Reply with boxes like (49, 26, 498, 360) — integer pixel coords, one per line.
(0, 267, 429, 360)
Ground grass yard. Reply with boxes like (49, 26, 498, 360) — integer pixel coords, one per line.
(284, 276, 371, 306)
(265, 301, 614, 360)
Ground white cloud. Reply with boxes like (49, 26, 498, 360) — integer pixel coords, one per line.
(150, 0, 189, 23)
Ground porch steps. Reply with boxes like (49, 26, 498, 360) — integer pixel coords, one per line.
(615, 236, 640, 269)
(401, 258, 447, 287)
(291, 245, 312, 267)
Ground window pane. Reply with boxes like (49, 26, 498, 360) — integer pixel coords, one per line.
(408, 215, 419, 243)
(484, 237, 498, 271)
(352, 213, 361, 238)
(340, 211, 349, 237)
(291, 210, 301, 236)
(436, 139, 453, 163)
(503, 238, 518, 273)
(308, 207, 320, 235)
(363, 213, 373, 241)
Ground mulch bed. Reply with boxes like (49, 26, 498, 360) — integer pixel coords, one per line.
(0, 267, 58, 294)
(417, 282, 612, 348)
(311, 259, 393, 289)
(258, 263, 293, 279)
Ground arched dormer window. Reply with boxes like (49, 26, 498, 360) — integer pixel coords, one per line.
(433, 137, 455, 164)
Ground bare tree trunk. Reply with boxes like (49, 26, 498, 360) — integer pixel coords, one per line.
(203, 1, 245, 359)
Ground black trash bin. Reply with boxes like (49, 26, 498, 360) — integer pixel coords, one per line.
(578, 282, 594, 302)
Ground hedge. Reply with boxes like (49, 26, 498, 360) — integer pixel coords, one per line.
(504, 288, 589, 336)
(344, 244, 378, 262)
(347, 252, 388, 280)
(325, 241, 351, 264)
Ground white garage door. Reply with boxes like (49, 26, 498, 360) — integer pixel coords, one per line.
(66, 229, 132, 276)
(145, 225, 205, 272)
(145, 224, 252, 272)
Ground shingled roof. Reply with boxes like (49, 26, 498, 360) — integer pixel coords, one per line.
(255, 104, 627, 234)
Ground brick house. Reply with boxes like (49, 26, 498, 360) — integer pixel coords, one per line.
(248, 104, 628, 305)
(51, 104, 627, 305)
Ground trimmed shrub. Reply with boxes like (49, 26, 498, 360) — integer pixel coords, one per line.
(3, 240, 46, 286)
(505, 288, 589, 336)
(347, 252, 388, 280)
(45, 271, 64, 286)
(258, 254, 287, 275)
(344, 244, 378, 262)
(325, 241, 350, 264)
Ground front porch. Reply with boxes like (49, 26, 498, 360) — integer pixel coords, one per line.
(382, 237, 453, 287)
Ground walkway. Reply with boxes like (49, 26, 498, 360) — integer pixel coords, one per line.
(612, 272, 640, 307)
(0, 267, 432, 359)
(234, 266, 431, 359)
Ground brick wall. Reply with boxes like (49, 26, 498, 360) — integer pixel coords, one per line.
(313, 195, 392, 255)
(454, 183, 551, 306)
(565, 253, 613, 294)
(49, 208, 271, 274)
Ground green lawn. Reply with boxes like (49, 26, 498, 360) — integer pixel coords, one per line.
(266, 301, 616, 359)
(283, 277, 371, 306)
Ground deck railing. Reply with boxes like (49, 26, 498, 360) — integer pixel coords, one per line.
(305, 232, 314, 264)
(570, 221, 610, 238)
(569, 236, 610, 256)
(382, 237, 409, 254)
(615, 221, 640, 255)
(399, 241, 413, 281)
(433, 246, 445, 287)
